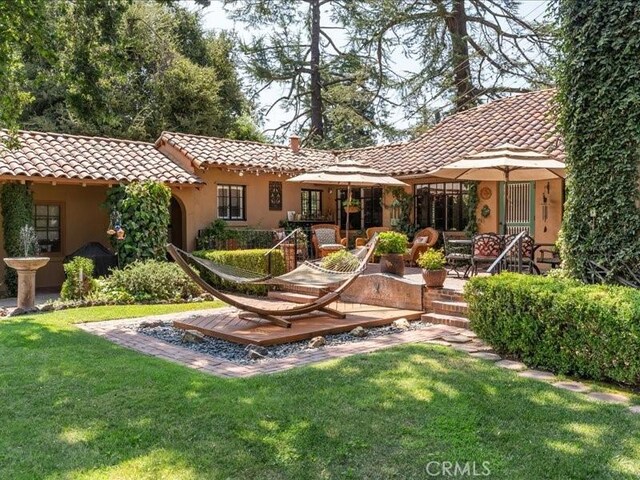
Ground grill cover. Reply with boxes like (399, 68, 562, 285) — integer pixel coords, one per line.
(64, 242, 118, 277)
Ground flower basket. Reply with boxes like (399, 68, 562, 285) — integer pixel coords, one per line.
(344, 205, 360, 214)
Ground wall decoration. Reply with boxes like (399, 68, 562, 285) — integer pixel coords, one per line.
(480, 186, 492, 200)
(481, 204, 491, 218)
(269, 181, 282, 210)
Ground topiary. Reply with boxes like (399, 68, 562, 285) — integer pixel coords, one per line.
(61, 257, 98, 301)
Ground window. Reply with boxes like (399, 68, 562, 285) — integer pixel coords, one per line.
(301, 189, 322, 219)
(415, 182, 469, 231)
(34, 204, 61, 253)
(217, 185, 246, 220)
(336, 187, 383, 230)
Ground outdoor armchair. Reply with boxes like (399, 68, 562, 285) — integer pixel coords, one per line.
(355, 226, 390, 247)
(311, 224, 347, 258)
(405, 227, 439, 266)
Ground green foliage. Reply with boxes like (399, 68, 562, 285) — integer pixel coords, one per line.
(0, 183, 34, 295)
(386, 187, 416, 238)
(465, 273, 640, 385)
(375, 231, 408, 255)
(556, 0, 640, 279)
(196, 221, 277, 250)
(341, 198, 361, 208)
(193, 249, 285, 295)
(416, 249, 446, 270)
(61, 257, 97, 301)
(320, 250, 360, 272)
(105, 181, 171, 266)
(465, 182, 479, 235)
(98, 260, 201, 303)
(19, 1, 261, 142)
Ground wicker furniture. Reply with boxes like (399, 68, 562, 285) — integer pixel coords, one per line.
(355, 227, 390, 247)
(311, 224, 347, 258)
(405, 227, 439, 266)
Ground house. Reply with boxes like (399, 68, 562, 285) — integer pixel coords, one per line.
(0, 89, 563, 290)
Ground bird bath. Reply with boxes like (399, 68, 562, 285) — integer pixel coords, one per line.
(4, 257, 50, 309)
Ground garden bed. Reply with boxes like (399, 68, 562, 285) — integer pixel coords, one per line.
(134, 320, 434, 365)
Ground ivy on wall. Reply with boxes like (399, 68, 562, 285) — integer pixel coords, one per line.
(386, 186, 417, 239)
(1, 183, 34, 295)
(557, 0, 640, 279)
(465, 181, 479, 236)
(105, 181, 171, 266)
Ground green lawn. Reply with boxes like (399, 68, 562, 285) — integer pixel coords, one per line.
(0, 304, 639, 479)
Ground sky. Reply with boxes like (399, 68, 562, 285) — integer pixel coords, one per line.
(184, 0, 551, 139)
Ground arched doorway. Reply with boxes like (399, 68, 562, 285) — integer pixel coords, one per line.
(169, 196, 185, 249)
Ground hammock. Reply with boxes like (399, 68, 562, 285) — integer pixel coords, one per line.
(166, 235, 379, 328)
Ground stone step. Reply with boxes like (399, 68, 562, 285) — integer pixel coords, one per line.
(267, 290, 319, 304)
(431, 300, 468, 315)
(422, 312, 470, 329)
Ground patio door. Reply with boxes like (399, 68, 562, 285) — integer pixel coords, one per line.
(499, 182, 535, 235)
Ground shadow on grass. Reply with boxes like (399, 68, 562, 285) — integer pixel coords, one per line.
(0, 317, 638, 479)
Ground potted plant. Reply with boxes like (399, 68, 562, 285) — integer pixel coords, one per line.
(375, 231, 408, 276)
(342, 198, 361, 214)
(417, 249, 447, 288)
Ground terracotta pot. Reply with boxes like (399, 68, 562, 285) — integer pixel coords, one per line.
(380, 253, 405, 276)
(344, 205, 360, 214)
(422, 268, 447, 288)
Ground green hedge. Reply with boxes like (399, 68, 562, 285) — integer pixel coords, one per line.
(465, 273, 640, 386)
(1, 183, 34, 295)
(193, 249, 285, 295)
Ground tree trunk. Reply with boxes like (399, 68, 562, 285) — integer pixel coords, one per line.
(444, 0, 476, 111)
(309, 0, 324, 138)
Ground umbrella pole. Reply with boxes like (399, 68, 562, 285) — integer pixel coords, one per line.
(345, 185, 351, 248)
(503, 170, 509, 235)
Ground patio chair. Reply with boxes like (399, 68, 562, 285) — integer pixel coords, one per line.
(504, 233, 540, 274)
(443, 231, 472, 278)
(405, 227, 439, 266)
(471, 233, 503, 275)
(311, 223, 347, 258)
(166, 235, 379, 328)
(355, 226, 389, 247)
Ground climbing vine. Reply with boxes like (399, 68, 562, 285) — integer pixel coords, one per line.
(556, 0, 640, 279)
(465, 181, 479, 235)
(105, 181, 171, 266)
(386, 186, 416, 238)
(1, 183, 34, 295)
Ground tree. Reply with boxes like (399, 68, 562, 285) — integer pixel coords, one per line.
(19, 0, 262, 142)
(0, 0, 47, 140)
(556, 0, 640, 280)
(338, 0, 554, 117)
(223, 0, 394, 147)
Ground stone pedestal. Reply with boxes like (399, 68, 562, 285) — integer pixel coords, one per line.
(3, 257, 50, 309)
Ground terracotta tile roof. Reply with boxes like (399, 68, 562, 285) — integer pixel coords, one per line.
(158, 132, 337, 173)
(0, 130, 203, 185)
(339, 89, 563, 176)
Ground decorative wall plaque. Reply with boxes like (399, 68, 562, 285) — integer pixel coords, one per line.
(269, 181, 282, 210)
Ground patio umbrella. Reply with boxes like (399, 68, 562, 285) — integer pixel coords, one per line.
(427, 144, 565, 233)
(288, 160, 407, 246)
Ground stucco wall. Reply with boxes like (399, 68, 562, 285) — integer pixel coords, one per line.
(172, 167, 336, 251)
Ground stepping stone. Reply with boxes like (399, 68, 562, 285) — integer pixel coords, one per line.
(451, 344, 480, 353)
(464, 331, 478, 338)
(552, 381, 591, 393)
(629, 406, 640, 414)
(442, 335, 472, 344)
(495, 359, 527, 371)
(470, 352, 501, 361)
(518, 369, 557, 382)
(586, 391, 629, 405)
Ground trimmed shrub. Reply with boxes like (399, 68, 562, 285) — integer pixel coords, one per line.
(193, 249, 285, 295)
(465, 273, 640, 385)
(375, 231, 408, 255)
(99, 260, 201, 302)
(61, 257, 97, 301)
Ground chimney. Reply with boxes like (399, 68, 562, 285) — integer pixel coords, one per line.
(289, 135, 301, 153)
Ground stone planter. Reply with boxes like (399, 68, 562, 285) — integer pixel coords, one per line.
(4, 257, 50, 309)
(379, 253, 405, 276)
(422, 268, 447, 288)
